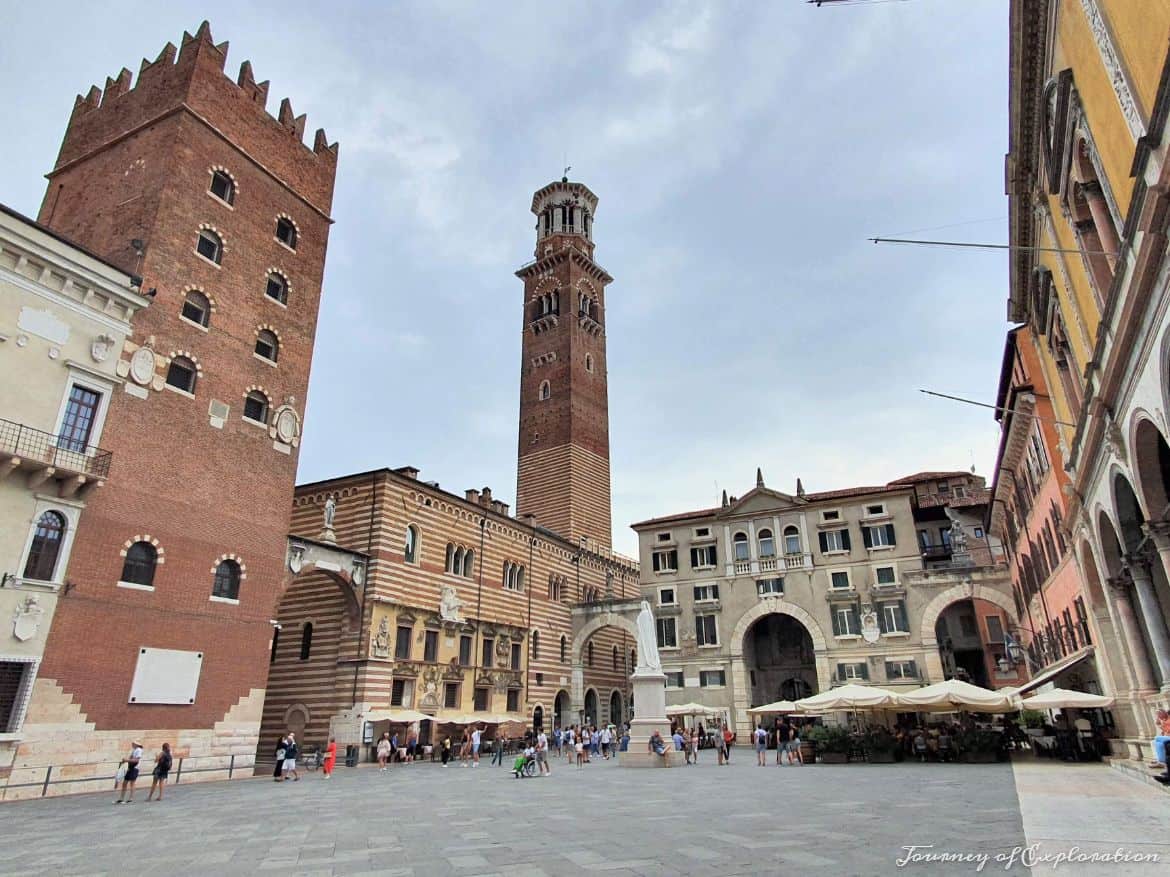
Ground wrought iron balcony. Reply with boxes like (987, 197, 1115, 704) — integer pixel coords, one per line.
(0, 417, 112, 496)
(921, 544, 953, 561)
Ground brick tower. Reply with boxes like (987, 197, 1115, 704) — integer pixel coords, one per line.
(515, 179, 613, 549)
(23, 22, 338, 782)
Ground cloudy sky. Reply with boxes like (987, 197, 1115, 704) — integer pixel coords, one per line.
(2, 0, 1011, 557)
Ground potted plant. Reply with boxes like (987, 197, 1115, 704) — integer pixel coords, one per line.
(1018, 710, 1046, 735)
(807, 725, 852, 764)
(863, 727, 900, 763)
(956, 728, 1003, 763)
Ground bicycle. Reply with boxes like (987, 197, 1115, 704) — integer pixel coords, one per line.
(303, 747, 323, 771)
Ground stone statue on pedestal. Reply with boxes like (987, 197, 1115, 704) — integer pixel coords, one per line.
(635, 600, 661, 672)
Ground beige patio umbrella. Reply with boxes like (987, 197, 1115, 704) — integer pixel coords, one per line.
(1019, 688, 1114, 710)
(366, 708, 433, 723)
(746, 700, 801, 715)
(898, 679, 1016, 713)
(795, 683, 901, 711)
(666, 702, 722, 717)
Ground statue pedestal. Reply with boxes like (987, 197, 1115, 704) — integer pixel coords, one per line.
(621, 668, 684, 768)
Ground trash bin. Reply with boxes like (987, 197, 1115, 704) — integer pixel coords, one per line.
(345, 744, 359, 767)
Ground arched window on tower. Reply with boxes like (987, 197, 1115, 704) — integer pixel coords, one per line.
(612, 645, 618, 671)
(121, 541, 158, 588)
(587, 641, 594, 667)
(560, 635, 567, 663)
(539, 380, 551, 401)
(300, 622, 313, 660)
(532, 631, 540, 661)
(585, 353, 594, 373)
(463, 549, 474, 578)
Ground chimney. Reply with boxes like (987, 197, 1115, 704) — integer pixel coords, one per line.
(465, 489, 480, 504)
(480, 487, 492, 506)
(396, 466, 419, 480)
(497, 502, 510, 517)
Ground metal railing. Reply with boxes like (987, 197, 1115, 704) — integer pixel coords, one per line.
(0, 417, 112, 479)
(1, 754, 241, 799)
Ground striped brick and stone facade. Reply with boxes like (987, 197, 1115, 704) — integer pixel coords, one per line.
(261, 469, 640, 757)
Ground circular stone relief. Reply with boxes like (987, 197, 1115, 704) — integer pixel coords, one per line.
(129, 347, 156, 385)
(275, 407, 300, 444)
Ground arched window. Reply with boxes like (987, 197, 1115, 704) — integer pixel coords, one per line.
(275, 216, 297, 249)
(462, 549, 474, 578)
(612, 645, 618, 671)
(265, 272, 289, 305)
(300, 622, 313, 661)
(585, 353, 594, 373)
(243, 390, 269, 424)
(503, 561, 513, 588)
(255, 329, 279, 363)
(212, 559, 241, 600)
(532, 631, 540, 661)
(587, 641, 594, 667)
(453, 546, 465, 576)
(405, 525, 418, 563)
(23, 511, 66, 581)
(560, 635, 567, 663)
(181, 290, 211, 327)
(446, 543, 455, 572)
(733, 531, 749, 561)
(209, 169, 235, 205)
(758, 528, 775, 558)
(783, 525, 801, 555)
(196, 228, 223, 264)
(539, 380, 551, 401)
(166, 356, 197, 394)
(121, 541, 158, 587)
(516, 567, 525, 592)
(270, 628, 280, 664)
(551, 290, 559, 313)
(630, 648, 636, 670)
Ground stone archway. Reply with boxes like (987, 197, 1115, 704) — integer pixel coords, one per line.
(609, 689, 623, 727)
(919, 583, 1019, 683)
(569, 602, 641, 719)
(1129, 415, 1170, 523)
(554, 690, 570, 729)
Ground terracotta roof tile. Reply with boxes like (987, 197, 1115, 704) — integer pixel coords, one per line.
(887, 470, 972, 485)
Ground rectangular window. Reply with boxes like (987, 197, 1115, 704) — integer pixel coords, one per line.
(885, 660, 918, 680)
(863, 524, 896, 548)
(837, 662, 868, 681)
(918, 530, 932, 548)
(444, 682, 459, 709)
(690, 545, 717, 568)
(821, 510, 840, 522)
(756, 577, 784, 596)
(974, 526, 984, 539)
(695, 614, 718, 646)
(879, 601, 908, 634)
(1074, 597, 1092, 646)
(482, 638, 494, 668)
(511, 642, 522, 670)
(959, 614, 977, 638)
(0, 661, 34, 732)
(875, 566, 897, 586)
(699, 670, 725, 687)
(985, 616, 1005, 644)
(657, 532, 672, 542)
(830, 571, 851, 590)
(506, 689, 520, 712)
(665, 671, 684, 688)
(656, 617, 678, 649)
(390, 679, 412, 707)
(423, 629, 438, 662)
(459, 635, 472, 666)
(819, 529, 851, 553)
(57, 384, 101, 452)
(695, 527, 710, 538)
(395, 625, 412, 660)
(473, 687, 489, 711)
(865, 504, 886, 516)
(658, 587, 676, 606)
(693, 584, 719, 602)
(937, 481, 951, 494)
(832, 604, 860, 637)
(652, 549, 678, 572)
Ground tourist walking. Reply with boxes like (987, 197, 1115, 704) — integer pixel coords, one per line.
(492, 733, 507, 766)
(537, 728, 550, 775)
(788, 722, 803, 765)
(322, 736, 337, 777)
(113, 739, 144, 803)
(776, 718, 790, 766)
(672, 727, 686, 761)
(754, 724, 767, 766)
(145, 742, 172, 802)
(282, 732, 300, 781)
(440, 733, 452, 766)
(690, 727, 700, 764)
(600, 725, 612, 759)
(273, 734, 288, 781)
(471, 724, 483, 767)
(563, 726, 575, 764)
(377, 732, 392, 771)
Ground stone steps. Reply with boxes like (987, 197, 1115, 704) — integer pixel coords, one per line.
(1106, 756, 1170, 793)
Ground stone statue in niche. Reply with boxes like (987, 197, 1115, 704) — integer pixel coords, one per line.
(323, 495, 337, 530)
(860, 606, 880, 644)
(12, 595, 44, 642)
(439, 584, 464, 623)
(372, 617, 390, 658)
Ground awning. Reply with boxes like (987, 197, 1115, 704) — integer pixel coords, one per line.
(365, 709, 433, 723)
(666, 702, 723, 717)
(1014, 646, 1096, 696)
(1019, 688, 1114, 710)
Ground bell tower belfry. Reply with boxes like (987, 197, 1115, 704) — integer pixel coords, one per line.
(515, 178, 613, 549)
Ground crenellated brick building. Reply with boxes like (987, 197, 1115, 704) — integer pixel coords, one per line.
(3, 22, 339, 797)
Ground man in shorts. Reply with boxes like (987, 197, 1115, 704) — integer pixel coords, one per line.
(776, 719, 791, 766)
(754, 724, 767, 766)
(470, 725, 482, 767)
(114, 740, 144, 803)
(536, 729, 550, 775)
(282, 732, 300, 781)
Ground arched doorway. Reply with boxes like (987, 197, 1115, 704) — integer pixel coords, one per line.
(935, 600, 990, 686)
(583, 688, 598, 726)
(533, 705, 544, 732)
(743, 614, 817, 706)
(609, 690, 623, 727)
(554, 690, 570, 729)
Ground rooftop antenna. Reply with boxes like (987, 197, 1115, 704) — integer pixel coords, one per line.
(563, 153, 571, 182)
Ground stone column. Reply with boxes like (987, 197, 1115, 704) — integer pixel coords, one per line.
(1106, 572, 1160, 692)
(621, 669, 683, 768)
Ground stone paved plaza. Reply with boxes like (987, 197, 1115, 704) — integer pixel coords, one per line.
(1, 755, 1166, 876)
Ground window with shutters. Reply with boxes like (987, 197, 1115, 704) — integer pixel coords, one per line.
(391, 679, 412, 707)
(209, 169, 235, 204)
(658, 587, 676, 606)
(693, 584, 719, 603)
(482, 638, 494, 668)
(756, 577, 783, 596)
(275, 216, 298, 249)
(874, 566, 897, 587)
(690, 545, 717, 569)
(243, 391, 270, 424)
(695, 614, 718, 646)
(878, 601, 908, 634)
(885, 660, 917, 680)
(830, 570, 851, 590)
(506, 689, 520, 712)
(656, 617, 678, 649)
(165, 356, 198, 394)
(255, 329, 279, 363)
(265, 271, 289, 304)
(180, 290, 211, 328)
(511, 642, 522, 670)
(832, 604, 860, 637)
(424, 629, 438, 662)
(699, 670, 725, 687)
(819, 528, 850, 554)
(395, 625, 412, 659)
(196, 228, 223, 264)
(652, 549, 678, 573)
(473, 687, 489, 711)
(459, 635, 472, 666)
(863, 524, 897, 549)
(985, 615, 1005, 644)
(665, 671, 684, 688)
(837, 662, 868, 681)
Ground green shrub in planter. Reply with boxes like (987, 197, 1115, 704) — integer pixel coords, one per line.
(957, 728, 1003, 762)
(1018, 709, 1046, 730)
(864, 728, 900, 762)
(807, 725, 852, 755)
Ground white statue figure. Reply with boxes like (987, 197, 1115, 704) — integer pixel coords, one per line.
(12, 595, 44, 642)
(439, 584, 464, 623)
(945, 507, 969, 553)
(635, 600, 662, 672)
(372, 617, 390, 658)
(323, 495, 337, 530)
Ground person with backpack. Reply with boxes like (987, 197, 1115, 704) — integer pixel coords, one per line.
(146, 742, 172, 801)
